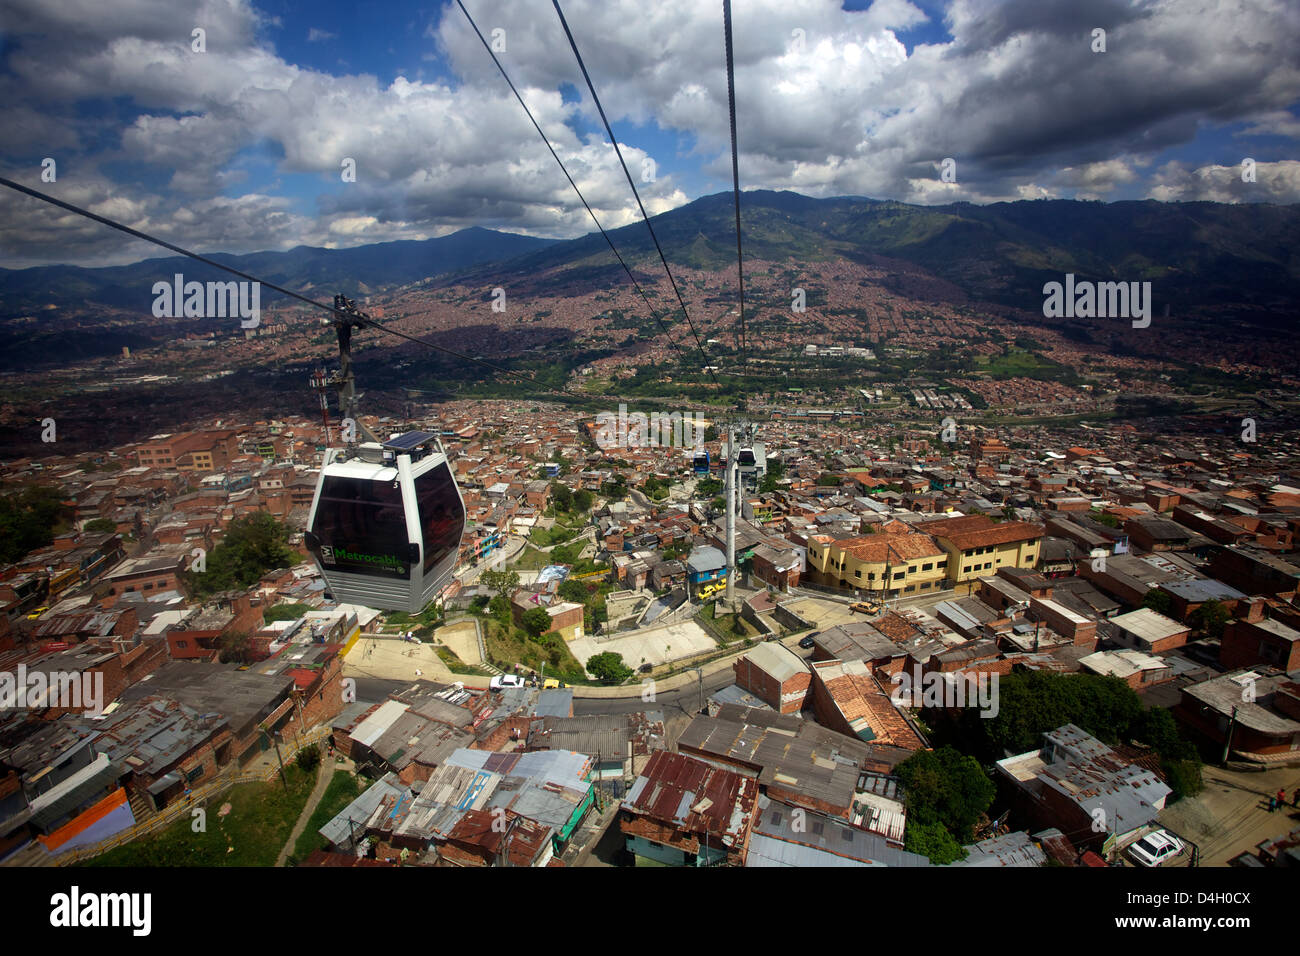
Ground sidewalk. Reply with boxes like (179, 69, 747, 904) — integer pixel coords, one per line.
(276, 758, 336, 867)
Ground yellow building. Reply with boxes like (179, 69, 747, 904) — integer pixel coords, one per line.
(806, 532, 949, 598)
(920, 515, 1043, 589)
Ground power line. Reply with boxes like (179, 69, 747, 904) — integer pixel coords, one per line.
(549, 0, 722, 389)
(453, 0, 699, 382)
(0, 174, 543, 387)
(722, 0, 747, 366)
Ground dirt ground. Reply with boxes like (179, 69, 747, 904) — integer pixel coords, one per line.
(342, 637, 453, 683)
(1157, 763, 1300, 865)
(784, 597, 862, 630)
(435, 620, 481, 665)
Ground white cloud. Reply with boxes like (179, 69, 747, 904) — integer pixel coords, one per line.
(1, 0, 1297, 265)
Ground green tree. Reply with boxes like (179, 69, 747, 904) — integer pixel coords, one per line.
(1141, 589, 1173, 616)
(0, 485, 73, 564)
(184, 513, 294, 598)
(1189, 599, 1229, 640)
(817, 473, 841, 486)
(904, 819, 967, 865)
(296, 745, 321, 772)
(480, 569, 519, 599)
(573, 489, 594, 512)
(488, 594, 512, 626)
(558, 579, 589, 604)
(218, 630, 253, 665)
(586, 651, 633, 684)
(521, 607, 552, 639)
(550, 482, 573, 513)
(264, 603, 313, 623)
(83, 517, 118, 535)
(759, 458, 786, 494)
(894, 746, 995, 846)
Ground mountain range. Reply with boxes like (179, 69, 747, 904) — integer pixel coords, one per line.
(2, 190, 1297, 346)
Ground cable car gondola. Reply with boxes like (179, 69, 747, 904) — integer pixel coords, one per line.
(693, 449, 710, 475)
(304, 430, 465, 613)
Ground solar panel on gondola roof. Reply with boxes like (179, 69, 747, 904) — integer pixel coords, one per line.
(383, 430, 439, 450)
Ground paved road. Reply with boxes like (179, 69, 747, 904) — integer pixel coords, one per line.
(350, 676, 416, 703)
(573, 668, 735, 718)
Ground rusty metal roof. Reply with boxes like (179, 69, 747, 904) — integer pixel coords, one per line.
(624, 751, 755, 845)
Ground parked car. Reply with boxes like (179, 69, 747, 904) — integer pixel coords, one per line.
(849, 601, 880, 615)
(798, 635, 817, 650)
(490, 674, 526, 690)
(26, 606, 49, 620)
(542, 678, 568, 689)
(1126, 830, 1185, 867)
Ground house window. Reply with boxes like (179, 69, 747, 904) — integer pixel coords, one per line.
(908, 566, 917, 574)
(922, 563, 933, 571)
(176, 640, 188, 648)
(855, 570, 862, 578)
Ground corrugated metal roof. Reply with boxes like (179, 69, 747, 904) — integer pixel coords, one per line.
(351, 700, 410, 748)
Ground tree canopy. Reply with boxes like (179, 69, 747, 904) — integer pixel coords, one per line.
(0, 486, 72, 564)
(183, 513, 294, 598)
(895, 746, 995, 849)
(586, 651, 632, 684)
(521, 607, 552, 639)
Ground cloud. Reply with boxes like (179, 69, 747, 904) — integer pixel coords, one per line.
(0, 0, 1297, 266)
(307, 27, 337, 42)
(1148, 159, 1300, 203)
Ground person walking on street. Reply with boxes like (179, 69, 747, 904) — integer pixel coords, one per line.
(1292, 787, 1300, 808)
(1277, 789, 1287, 811)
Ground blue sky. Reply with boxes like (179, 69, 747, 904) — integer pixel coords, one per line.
(0, 0, 1296, 266)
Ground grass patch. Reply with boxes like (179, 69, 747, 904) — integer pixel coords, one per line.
(290, 768, 363, 862)
(696, 604, 757, 646)
(81, 765, 316, 867)
(481, 618, 589, 684)
(436, 645, 491, 676)
(264, 602, 314, 623)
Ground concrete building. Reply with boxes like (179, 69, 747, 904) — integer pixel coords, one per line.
(732, 643, 810, 714)
(996, 724, 1171, 855)
(1107, 607, 1190, 654)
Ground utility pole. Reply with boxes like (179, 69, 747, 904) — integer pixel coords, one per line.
(263, 727, 287, 792)
(696, 667, 704, 714)
(1220, 705, 1239, 765)
(725, 422, 736, 612)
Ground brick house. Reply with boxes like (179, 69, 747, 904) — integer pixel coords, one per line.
(732, 643, 811, 714)
(1220, 617, 1300, 672)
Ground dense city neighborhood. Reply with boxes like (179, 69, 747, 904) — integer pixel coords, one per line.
(2, 396, 1297, 869)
